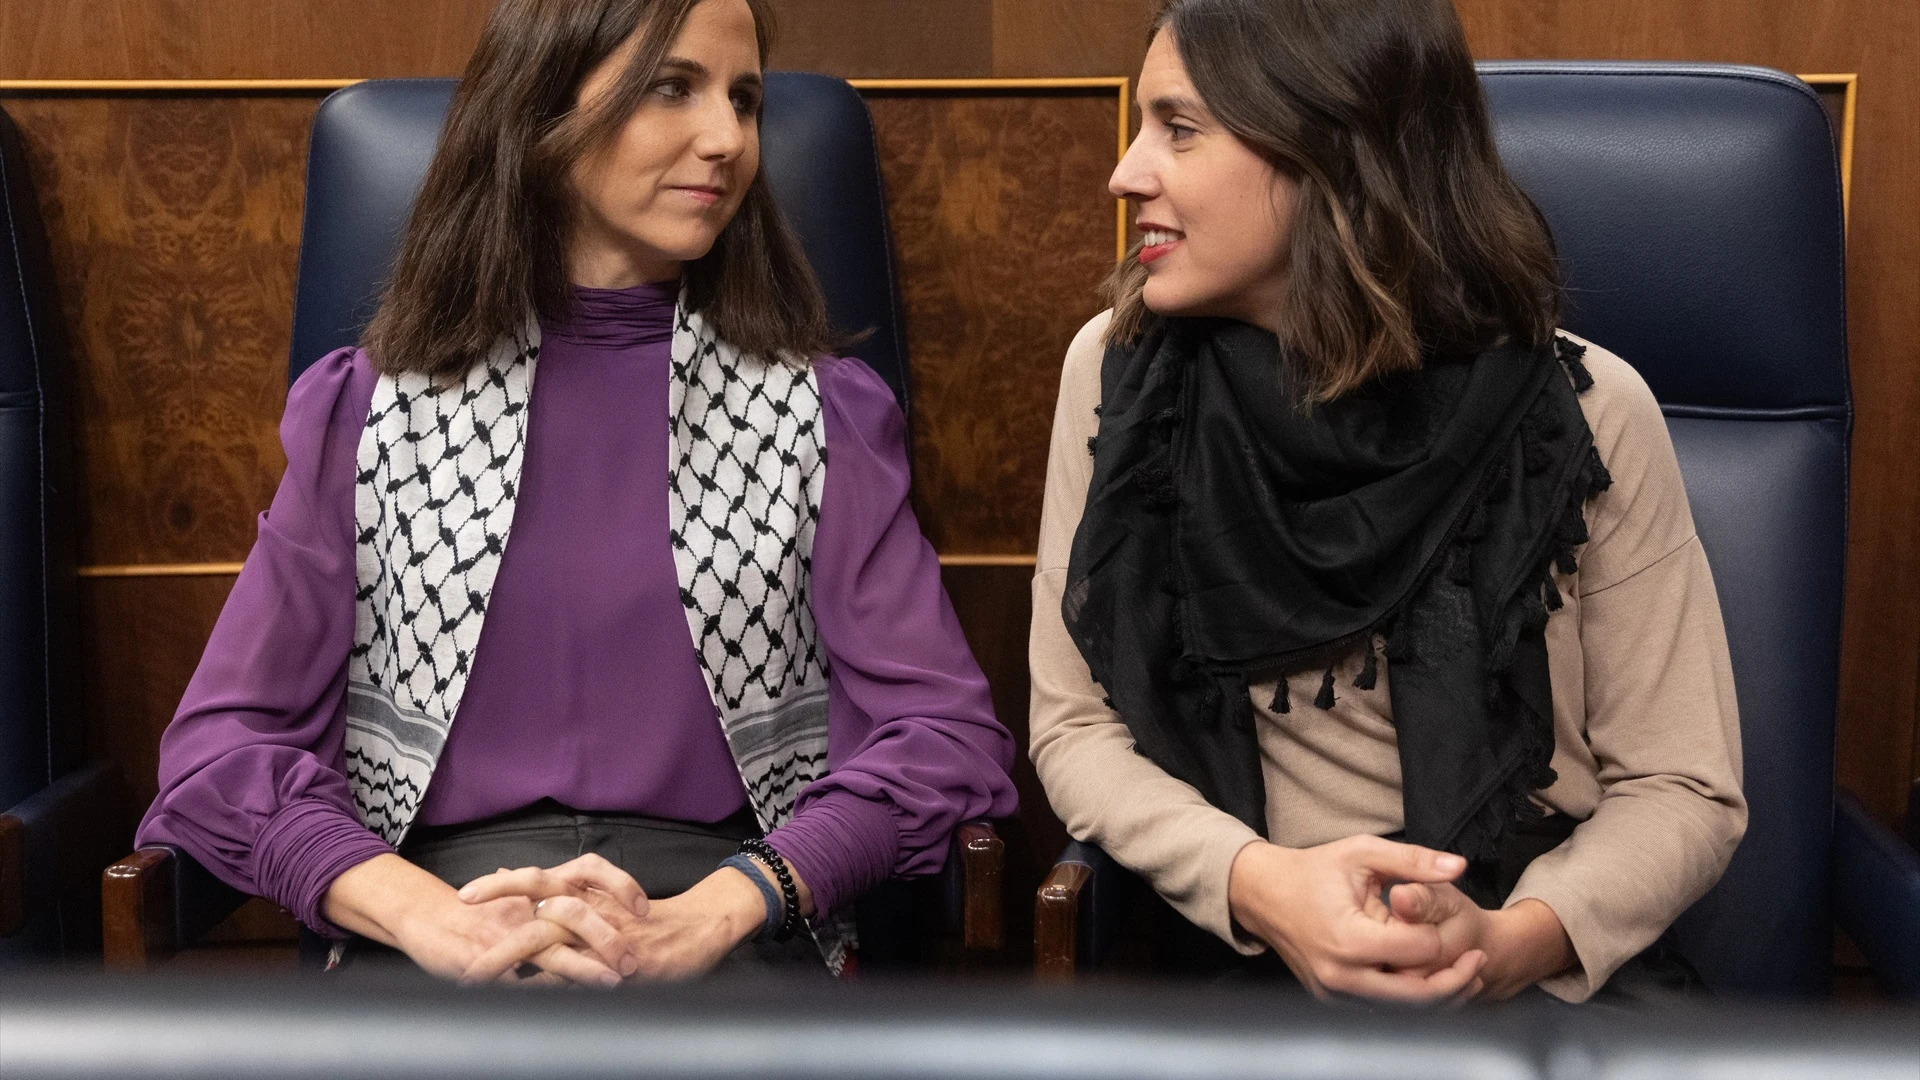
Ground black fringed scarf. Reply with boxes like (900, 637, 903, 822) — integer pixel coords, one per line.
(1061, 319, 1611, 860)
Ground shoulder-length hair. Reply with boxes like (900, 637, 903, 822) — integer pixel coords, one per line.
(1106, 0, 1561, 401)
(362, 0, 832, 377)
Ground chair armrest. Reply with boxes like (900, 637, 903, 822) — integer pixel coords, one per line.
(1034, 840, 1142, 979)
(102, 843, 248, 970)
(1, 760, 125, 939)
(1831, 791, 1920, 998)
(941, 821, 1004, 952)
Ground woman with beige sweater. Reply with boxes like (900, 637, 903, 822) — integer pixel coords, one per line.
(1031, 0, 1745, 1004)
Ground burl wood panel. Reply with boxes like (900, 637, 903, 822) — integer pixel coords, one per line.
(868, 90, 1119, 555)
(5, 94, 315, 566)
(1454, 0, 1920, 827)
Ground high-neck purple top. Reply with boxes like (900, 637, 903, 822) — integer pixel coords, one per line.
(136, 281, 1016, 933)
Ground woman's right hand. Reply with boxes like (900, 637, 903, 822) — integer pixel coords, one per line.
(1226, 836, 1487, 1003)
(322, 853, 626, 985)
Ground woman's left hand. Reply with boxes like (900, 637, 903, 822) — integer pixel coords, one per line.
(1385, 883, 1575, 1000)
(455, 853, 771, 983)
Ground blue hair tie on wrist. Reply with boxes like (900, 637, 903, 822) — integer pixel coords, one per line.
(721, 853, 784, 941)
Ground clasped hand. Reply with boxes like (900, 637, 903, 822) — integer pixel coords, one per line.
(1227, 835, 1567, 1004)
(452, 853, 768, 985)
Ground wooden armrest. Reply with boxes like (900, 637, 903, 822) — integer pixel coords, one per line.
(1034, 859, 1091, 980)
(103, 847, 176, 969)
(102, 847, 177, 969)
(1035, 840, 1142, 980)
(953, 821, 1003, 952)
(102, 840, 250, 969)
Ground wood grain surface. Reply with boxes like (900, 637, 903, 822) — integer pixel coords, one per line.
(989, 0, 1158, 80)
(870, 89, 1119, 554)
(771, 0, 994, 78)
(79, 574, 237, 832)
(5, 95, 310, 566)
(942, 563, 1067, 963)
(0, 1, 492, 80)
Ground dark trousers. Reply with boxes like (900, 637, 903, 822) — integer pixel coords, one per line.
(329, 800, 823, 975)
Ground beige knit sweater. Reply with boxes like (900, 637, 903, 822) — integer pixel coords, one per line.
(1029, 312, 1747, 1002)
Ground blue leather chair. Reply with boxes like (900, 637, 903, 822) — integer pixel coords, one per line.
(1036, 63, 1920, 999)
(103, 75, 999, 969)
(0, 105, 123, 963)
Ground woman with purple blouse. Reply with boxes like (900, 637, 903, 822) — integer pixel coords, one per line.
(137, 0, 1015, 984)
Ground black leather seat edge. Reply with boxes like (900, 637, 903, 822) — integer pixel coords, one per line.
(0, 103, 126, 964)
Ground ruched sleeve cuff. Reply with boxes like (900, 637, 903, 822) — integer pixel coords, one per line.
(764, 790, 899, 919)
(254, 799, 394, 938)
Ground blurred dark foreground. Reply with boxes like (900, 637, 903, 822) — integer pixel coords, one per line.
(3, 969, 1916, 1080)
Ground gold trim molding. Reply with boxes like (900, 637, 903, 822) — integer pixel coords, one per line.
(77, 562, 245, 579)
(936, 554, 1039, 568)
(1799, 74, 1856, 221)
(0, 79, 358, 92)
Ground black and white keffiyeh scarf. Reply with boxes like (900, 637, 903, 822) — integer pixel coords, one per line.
(341, 296, 854, 972)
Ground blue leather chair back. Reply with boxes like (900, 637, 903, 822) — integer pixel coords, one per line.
(0, 105, 77, 814)
(289, 74, 910, 410)
(1481, 62, 1850, 996)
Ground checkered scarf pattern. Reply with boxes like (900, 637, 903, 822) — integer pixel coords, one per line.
(344, 299, 852, 972)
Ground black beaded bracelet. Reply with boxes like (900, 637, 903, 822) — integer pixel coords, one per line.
(739, 838, 800, 942)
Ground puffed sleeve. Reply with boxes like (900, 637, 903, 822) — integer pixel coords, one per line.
(134, 347, 395, 936)
(762, 355, 1018, 917)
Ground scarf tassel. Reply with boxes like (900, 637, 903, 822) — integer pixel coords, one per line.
(1354, 642, 1379, 690)
(1269, 682, 1289, 713)
(1555, 334, 1596, 392)
(1314, 665, 1337, 710)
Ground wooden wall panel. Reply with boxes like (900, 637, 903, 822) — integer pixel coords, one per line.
(869, 89, 1119, 554)
(6, 95, 313, 566)
(80, 571, 305, 949)
(79, 575, 237, 829)
(0, 1, 491, 79)
(769, 0, 994, 78)
(0, 0, 992, 81)
(942, 564, 1066, 957)
(989, 0, 1157, 79)
(1453, 0, 1920, 829)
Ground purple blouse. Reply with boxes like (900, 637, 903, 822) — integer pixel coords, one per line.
(136, 281, 1016, 933)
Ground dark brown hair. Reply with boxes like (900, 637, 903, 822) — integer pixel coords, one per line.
(362, 0, 832, 377)
(1106, 0, 1561, 401)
